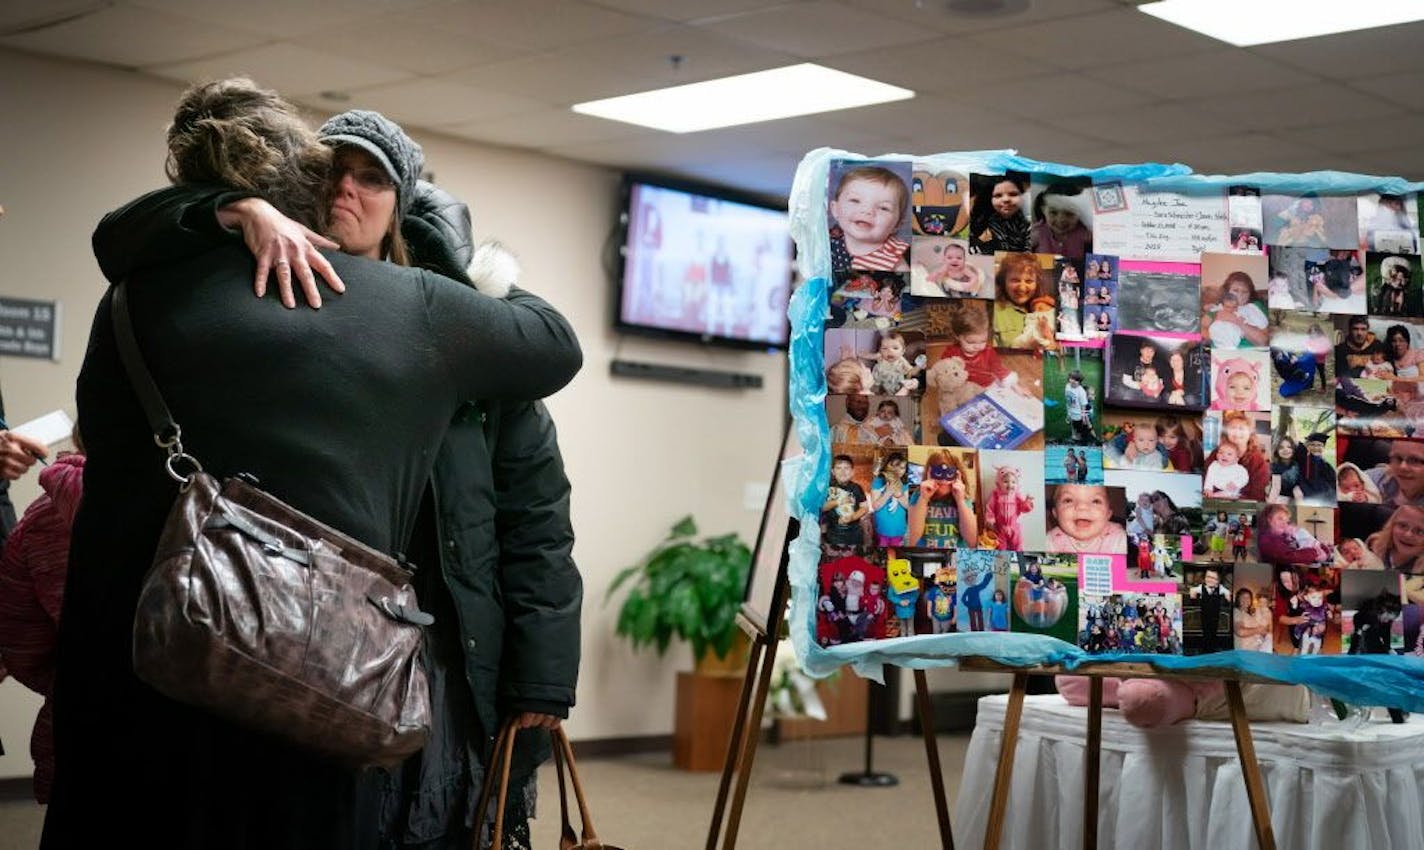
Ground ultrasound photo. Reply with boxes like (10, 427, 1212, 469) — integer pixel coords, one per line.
(1116, 271, 1202, 334)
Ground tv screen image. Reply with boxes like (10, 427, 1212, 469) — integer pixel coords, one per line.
(618, 177, 793, 349)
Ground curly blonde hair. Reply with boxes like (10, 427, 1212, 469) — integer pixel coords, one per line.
(165, 78, 330, 233)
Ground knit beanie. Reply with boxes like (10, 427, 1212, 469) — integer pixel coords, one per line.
(318, 109, 423, 215)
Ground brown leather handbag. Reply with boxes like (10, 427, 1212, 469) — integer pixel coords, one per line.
(113, 282, 432, 767)
(473, 722, 624, 850)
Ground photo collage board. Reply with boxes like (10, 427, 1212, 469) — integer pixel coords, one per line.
(817, 158, 1424, 659)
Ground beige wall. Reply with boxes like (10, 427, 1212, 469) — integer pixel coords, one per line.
(0, 47, 787, 779)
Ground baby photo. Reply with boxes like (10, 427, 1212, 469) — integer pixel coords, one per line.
(828, 159, 913, 272)
(1340, 569, 1404, 654)
(1045, 483, 1128, 556)
(1045, 445, 1104, 485)
(830, 270, 907, 323)
(910, 165, 971, 238)
(910, 236, 993, 299)
(1209, 348, 1271, 412)
(991, 251, 1057, 351)
(968, 171, 1032, 255)
(1367, 251, 1424, 318)
(1269, 310, 1334, 405)
(1182, 564, 1233, 655)
(952, 550, 1014, 632)
(1257, 503, 1335, 569)
(820, 446, 877, 558)
(1042, 347, 1103, 446)
(1199, 503, 1260, 565)
(1271, 564, 1341, 655)
(976, 449, 1047, 552)
(1200, 252, 1269, 349)
(1029, 176, 1094, 261)
(1115, 263, 1202, 335)
(1267, 245, 1365, 314)
(1261, 193, 1357, 250)
(905, 446, 980, 550)
(1232, 561, 1275, 652)
(1101, 412, 1203, 473)
(1011, 553, 1078, 642)
(1269, 406, 1337, 507)
(1105, 333, 1207, 410)
(815, 553, 888, 646)
(1358, 192, 1420, 254)
(828, 394, 920, 447)
(1201, 410, 1272, 502)
(1078, 592, 1183, 655)
(824, 327, 926, 397)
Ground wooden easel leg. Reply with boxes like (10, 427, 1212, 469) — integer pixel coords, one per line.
(704, 633, 766, 850)
(984, 673, 1028, 850)
(1225, 680, 1277, 850)
(720, 623, 784, 850)
(1084, 677, 1103, 850)
(914, 669, 955, 850)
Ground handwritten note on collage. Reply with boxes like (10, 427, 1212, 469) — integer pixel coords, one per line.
(818, 159, 1424, 659)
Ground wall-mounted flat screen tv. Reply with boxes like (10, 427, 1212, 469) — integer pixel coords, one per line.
(616, 174, 793, 350)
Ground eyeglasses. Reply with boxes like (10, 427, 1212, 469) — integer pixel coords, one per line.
(1389, 454, 1424, 468)
(332, 164, 395, 194)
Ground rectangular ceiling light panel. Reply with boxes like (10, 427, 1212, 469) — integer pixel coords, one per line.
(572, 63, 914, 133)
(1139, 0, 1424, 47)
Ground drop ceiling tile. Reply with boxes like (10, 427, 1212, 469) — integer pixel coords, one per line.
(550, 23, 799, 85)
(1355, 147, 1424, 182)
(1350, 71, 1424, 112)
(1286, 114, 1424, 157)
(1042, 103, 1238, 147)
(967, 7, 1221, 71)
(828, 36, 1057, 94)
(0, 4, 267, 67)
(130, 0, 436, 38)
(403, 0, 660, 52)
(290, 17, 533, 76)
(440, 107, 650, 149)
(1081, 49, 1316, 100)
(1185, 83, 1402, 132)
(1249, 21, 1424, 82)
(842, 0, 1118, 35)
(147, 42, 413, 97)
(445, 51, 657, 104)
(593, 0, 804, 23)
(1152, 134, 1328, 175)
(677, 152, 804, 197)
(314, 78, 548, 128)
(0, 1, 114, 31)
(954, 73, 1155, 120)
(699, 0, 936, 57)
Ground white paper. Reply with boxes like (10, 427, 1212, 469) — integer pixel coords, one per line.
(11, 409, 74, 446)
(1094, 184, 1229, 262)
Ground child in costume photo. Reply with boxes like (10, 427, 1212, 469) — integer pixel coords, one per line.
(1211, 352, 1269, 411)
(983, 464, 1034, 551)
(883, 558, 921, 638)
(828, 163, 911, 271)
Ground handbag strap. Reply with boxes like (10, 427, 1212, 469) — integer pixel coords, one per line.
(110, 282, 204, 484)
(470, 719, 519, 850)
(552, 726, 603, 850)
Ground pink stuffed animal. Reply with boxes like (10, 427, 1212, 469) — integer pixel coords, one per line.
(984, 466, 1033, 551)
(1055, 675, 1311, 727)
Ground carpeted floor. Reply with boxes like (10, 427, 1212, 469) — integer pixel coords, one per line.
(0, 733, 968, 849)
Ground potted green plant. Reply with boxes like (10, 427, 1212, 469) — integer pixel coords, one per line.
(607, 515, 751, 671)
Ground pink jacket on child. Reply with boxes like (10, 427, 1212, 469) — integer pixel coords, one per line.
(0, 453, 84, 803)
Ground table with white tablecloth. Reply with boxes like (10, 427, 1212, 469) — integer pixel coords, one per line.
(953, 694, 1424, 850)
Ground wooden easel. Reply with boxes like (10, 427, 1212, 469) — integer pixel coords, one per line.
(703, 515, 955, 850)
(959, 658, 1278, 850)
